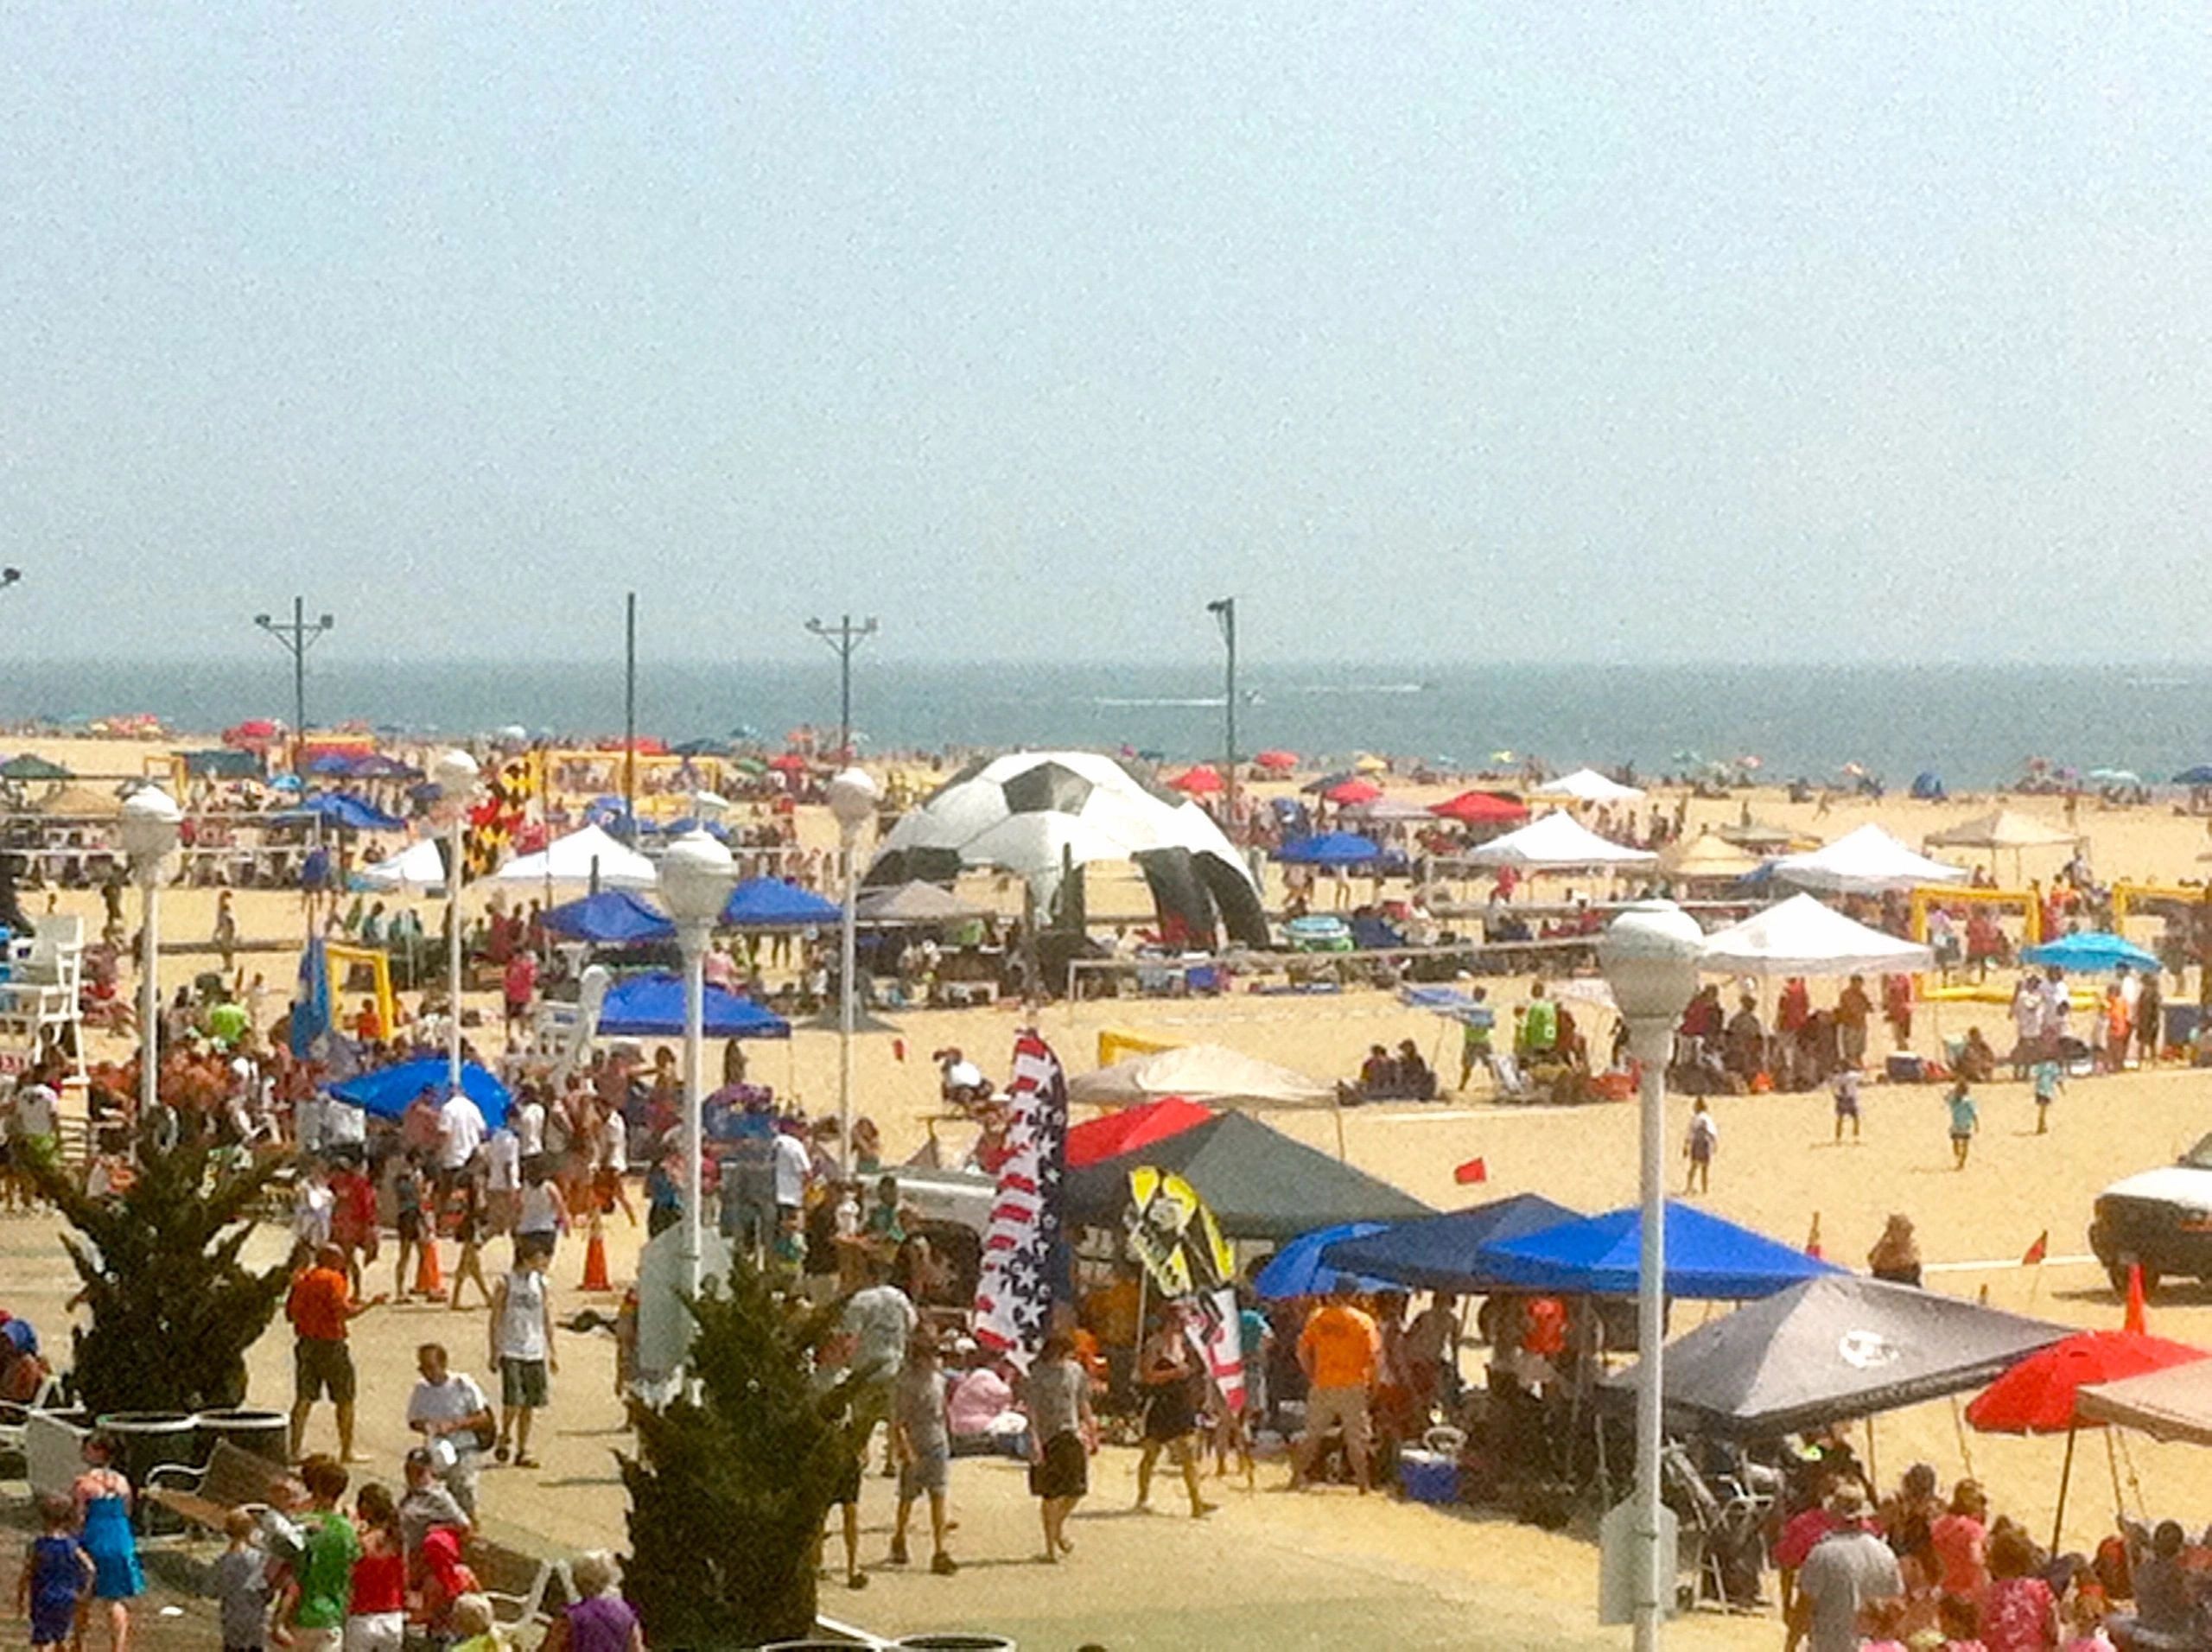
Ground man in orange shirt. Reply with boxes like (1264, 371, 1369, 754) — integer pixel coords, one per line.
(1287, 1280, 1380, 1493)
(287, 1243, 385, 1461)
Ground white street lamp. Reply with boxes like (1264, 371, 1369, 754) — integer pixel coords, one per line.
(432, 750, 480, 1097)
(823, 767, 880, 1176)
(1597, 899, 1707, 1650)
(119, 786, 182, 1127)
(659, 828, 737, 1306)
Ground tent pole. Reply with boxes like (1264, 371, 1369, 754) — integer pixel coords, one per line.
(2104, 1426, 2126, 1523)
(1332, 1090, 1347, 1162)
(1863, 1413, 1878, 1491)
(1950, 1395, 1977, 1481)
(2052, 1424, 2077, 1555)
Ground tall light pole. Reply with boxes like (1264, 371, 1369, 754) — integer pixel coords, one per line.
(805, 614, 878, 763)
(433, 750, 481, 1097)
(255, 597, 336, 772)
(1205, 598, 1237, 840)
(119, 786, 182, 1127)
(824, 767, 880, 1175)
(659, 829, 737, 1306)
(1597, 899, 1706, 1650)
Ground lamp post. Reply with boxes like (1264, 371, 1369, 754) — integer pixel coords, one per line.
(1205, 597, 1237, 840)
(659, 828, 737, 1305)
(433, 750, 480, 1097)
(824, 767, 880, 1176)
(119, 786, 182, 1126)
(1597, 899, 1707, 1650)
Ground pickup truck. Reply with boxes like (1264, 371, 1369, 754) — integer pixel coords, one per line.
(2089, 1135, 2212, 1297)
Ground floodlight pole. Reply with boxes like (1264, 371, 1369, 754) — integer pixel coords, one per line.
(805, 614, 878, 763)
(254, 596, 336, 772)
(1208, 598, 1237, 841)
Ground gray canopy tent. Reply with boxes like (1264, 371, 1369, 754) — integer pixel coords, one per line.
(1599, 1274, 2069, 1439)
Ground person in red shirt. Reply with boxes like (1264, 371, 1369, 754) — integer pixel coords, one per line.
(326, 1158, 381, 1293)
(353, 997, 385, 1043)
(503, 952, 537, 1040)
(287, 1245, 385, 1461)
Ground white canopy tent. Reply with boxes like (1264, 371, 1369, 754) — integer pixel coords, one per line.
(355, 837, 448, 893)
(1699, 893, 1935, 977)
(1923, 810, 2079, 853)
(1532, 767, 1646, 804)
(488, 823, 657, 890)
(1454, 810, 1656, 869)
(1066, 1043, 1333, 1109)
(1769, 823, 1967, 894)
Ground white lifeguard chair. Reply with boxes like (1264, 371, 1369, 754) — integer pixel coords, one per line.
(0, 914, 87, 1085)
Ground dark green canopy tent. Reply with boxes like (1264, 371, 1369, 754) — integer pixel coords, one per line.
(0, 753, 72, 782)
(1065, 1111, 1433, 1242)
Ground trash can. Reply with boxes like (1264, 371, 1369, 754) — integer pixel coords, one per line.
(95, 1411, 200, 1535)
(894, 1638, 1018, 1650)
(194, 1407, 290, 1466)
(25, 1407, 89, 1502)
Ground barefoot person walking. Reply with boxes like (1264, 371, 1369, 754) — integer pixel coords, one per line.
(488, 1238, 557, 1468)
(1020, 1332, 1096, 1563)
(1133, 1302, 1213, 1518)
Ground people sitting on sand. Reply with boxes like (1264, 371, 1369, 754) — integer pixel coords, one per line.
(1956, 1026, 1998, 1084)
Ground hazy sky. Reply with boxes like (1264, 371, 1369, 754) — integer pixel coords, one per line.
(3, 4, 2205, 667)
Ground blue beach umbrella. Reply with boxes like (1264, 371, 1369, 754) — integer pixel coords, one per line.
(2018, 931, 2161, 974)
(329, 1058, 511, 1128)
(1274, 832, 1383, 867)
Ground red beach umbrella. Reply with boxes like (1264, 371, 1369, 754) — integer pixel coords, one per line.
(1322, 778, 1382, 806)
(1430, 790, 1529, 825)
(1065, 1096, 1214, 1169)
(1254, 750, 1300, 772)
(1167, 766, 1224, 796)
(768, 753, 810, 773)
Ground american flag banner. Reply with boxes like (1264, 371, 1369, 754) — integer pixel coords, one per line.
(971, 1031, 1070, 1366)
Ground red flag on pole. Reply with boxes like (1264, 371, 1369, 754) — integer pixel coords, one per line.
(2022, 1230, 2049, 1268)
(1453, 1156, 1487, 1185)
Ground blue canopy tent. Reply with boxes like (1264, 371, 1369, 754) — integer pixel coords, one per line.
(308, 753, 361, 777)
(283, 792, 405, 832)
(1253, 1223, 1395, 1300)
(1320, 1194, 1580, 1293)
(1473, 1202, 1839, 1299)
(596, 972, 791, 1039)
(328, 1058, 511, 1128)
(1274, 832, 1383, 867)
(722, 877, 842, 927)
(2019, 931, 2161, 973)
(541, 890, 676, 945)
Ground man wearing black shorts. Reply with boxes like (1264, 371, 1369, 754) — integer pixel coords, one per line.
(286, 1244, 385, 1460)
(1020, 1332, 1096, 1562)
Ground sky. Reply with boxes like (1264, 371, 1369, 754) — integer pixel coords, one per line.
(2, 3, 2207, 668)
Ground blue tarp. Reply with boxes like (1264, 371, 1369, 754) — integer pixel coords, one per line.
(597, 972, 791, 1039)
(1472, 1201, 1839, 1299)
(1253, 1222, 1395, 1299)
(541, 890, 676, 945)
(1320, 1194, 1580, 1293)
(723, 877, 842, 928)
(283, 792, 405, 832)
(328, 1058, 511, 1128)
(2019, 931, 2162, 973)
(1274, 832, 1383, 867)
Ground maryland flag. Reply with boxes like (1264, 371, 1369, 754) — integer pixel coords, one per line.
(462, 753, 538, 878)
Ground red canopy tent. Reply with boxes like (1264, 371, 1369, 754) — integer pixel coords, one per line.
(1167, 766, 1224, 796)
(1065, 1096, 1214, 1169)
(1431, 790, 1529, 825)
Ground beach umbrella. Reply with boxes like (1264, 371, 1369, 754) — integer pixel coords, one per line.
(1322, 778, 1382, 805)
(329, 1058, 512, 1128)
(1166, 766, 1224, 796)
(722, 876, 842, 927)
(1352, 754, 1388, 774)
(1253, 750, 1300, 772)
(1066, 1096, 1215, 1169)
(1274, 832, 1383, 867)
(0, 754, 70, 782)
(768, 753, 811, 773)
(2088, 768, 2142, 787)
(1253, 1223, 1394, 1300)
(2172, 766, 2212, 787)
(2018, 931, 2161, 974)
(1966, 1325, 2209, 1547)
(1429, 790, 1529, 825)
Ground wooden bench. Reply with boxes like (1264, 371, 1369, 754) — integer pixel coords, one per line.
(468, 1522, 574, 1634)
(143, 1440, 290, 1534)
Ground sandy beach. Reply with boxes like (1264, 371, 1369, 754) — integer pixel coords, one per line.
(10, 734, 2212, 1648)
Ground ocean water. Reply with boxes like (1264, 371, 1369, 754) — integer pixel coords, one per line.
(0, 658, 2198, 791)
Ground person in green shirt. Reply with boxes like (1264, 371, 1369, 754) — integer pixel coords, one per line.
(284, 1456, 359, 1650)
(1519, 981, 1558, 1058)
(1946, 1082, 1980, 1170)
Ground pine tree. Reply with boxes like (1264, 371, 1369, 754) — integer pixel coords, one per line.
(29, 1127, 292, 1416)
(618, 1255, 862, 1649)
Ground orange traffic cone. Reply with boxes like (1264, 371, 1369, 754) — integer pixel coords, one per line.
(415, 1236, 444, 1297)
(582, 1214, 612, 1293)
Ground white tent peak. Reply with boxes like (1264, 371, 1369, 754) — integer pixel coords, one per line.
(489, 823, 658, 890)
(1699, 893, 1935, 977)
(1066, 1043, 1332, 1109)
(1457, 810, 1656, 869)
(1770, 823, 1967, 893)
(1533, 767, 1646, 804)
